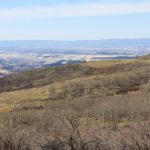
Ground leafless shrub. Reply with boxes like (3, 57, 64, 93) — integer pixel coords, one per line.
(0, 128, 31, 150)
(40, 115, 110, 150)
(119, 123, 150, 150)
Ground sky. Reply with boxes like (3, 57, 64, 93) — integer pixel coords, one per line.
(0, 0, 150, 40)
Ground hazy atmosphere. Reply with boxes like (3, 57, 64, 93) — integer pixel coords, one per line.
(0, 0, 150, 40)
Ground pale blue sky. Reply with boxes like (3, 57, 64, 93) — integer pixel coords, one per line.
(0, 0, 150, 40)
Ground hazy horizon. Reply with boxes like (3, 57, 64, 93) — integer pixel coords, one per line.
(0, 38, 150, 41)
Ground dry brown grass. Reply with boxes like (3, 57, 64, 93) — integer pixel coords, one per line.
(0, 57, 150, 149)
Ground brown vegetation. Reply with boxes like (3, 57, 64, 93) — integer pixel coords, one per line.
(0, 57, 150, 149)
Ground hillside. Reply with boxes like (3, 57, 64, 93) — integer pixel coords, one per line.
(0, 58, 150, 92)
(0, 57, 150, 149)
(0, 56, 150, 111)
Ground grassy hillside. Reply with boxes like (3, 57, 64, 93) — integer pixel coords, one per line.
(1, 58, 149, 92)
(0, 58, 150, 110)
(0, 57, 150, 111)
(0, 57, 150, 149)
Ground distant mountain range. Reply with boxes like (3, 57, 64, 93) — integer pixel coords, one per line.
(0, 39, 150, 47)
(0, 39, 150, 54)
